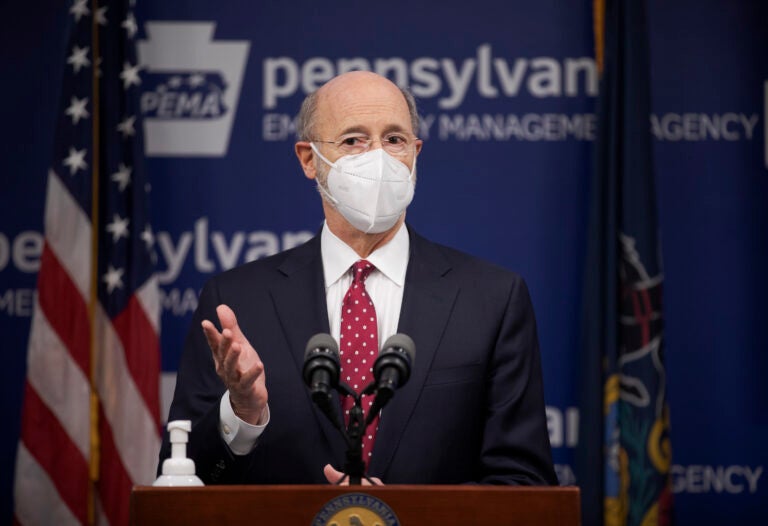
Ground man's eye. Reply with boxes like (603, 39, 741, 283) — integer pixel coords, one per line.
(386, 135, 406, 144)
(341, 137, 365, 146)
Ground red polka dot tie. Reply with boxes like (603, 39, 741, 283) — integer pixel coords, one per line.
(339, 260, 379, 466)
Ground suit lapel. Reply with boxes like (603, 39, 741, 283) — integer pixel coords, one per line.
(368, 228, 458, 477)
(268, 236, 347, 463)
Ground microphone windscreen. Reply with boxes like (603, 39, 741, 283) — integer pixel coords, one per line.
(381, 333, 415, 361)
(304, 333, 338, 357)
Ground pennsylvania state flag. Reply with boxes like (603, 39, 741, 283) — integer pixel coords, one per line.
(579, 1, 673, 525)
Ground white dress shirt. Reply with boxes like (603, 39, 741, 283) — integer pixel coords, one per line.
(219, 221, 410, 455)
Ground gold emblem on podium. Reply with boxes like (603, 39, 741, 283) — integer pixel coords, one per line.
(312, 493, 399, 526)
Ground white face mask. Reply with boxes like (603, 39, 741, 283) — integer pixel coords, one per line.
(311, 144, 416, 234)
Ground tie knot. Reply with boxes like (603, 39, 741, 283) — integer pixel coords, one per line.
(352, 260, 375, 284)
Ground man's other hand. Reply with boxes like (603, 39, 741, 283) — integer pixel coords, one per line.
(323, 464, 383, 486)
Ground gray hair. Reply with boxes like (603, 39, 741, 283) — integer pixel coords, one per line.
(296, 85, 420, 141)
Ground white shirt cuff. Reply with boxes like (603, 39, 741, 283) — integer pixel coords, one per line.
(219, 391, 270, 455)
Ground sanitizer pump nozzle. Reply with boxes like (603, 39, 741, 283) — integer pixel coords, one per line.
(153, 420, 204, 486)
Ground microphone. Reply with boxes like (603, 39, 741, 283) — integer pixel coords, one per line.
(366, 333, 415, 424)
(302, 334, 341, 427)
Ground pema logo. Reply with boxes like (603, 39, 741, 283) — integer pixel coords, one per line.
(137, 22, 250, 157)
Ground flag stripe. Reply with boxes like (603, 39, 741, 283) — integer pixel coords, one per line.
(96, 499, 110, 526)
(26, 303, 91, 458)
(14, 444, 82, 526)
(111, 294, 162, 426)
(136, 276, 161, 333)
(37, 244, 91, 375)
(18, 384, 89, 525)
(97, 408, 134, 526)
(44, 171, 92, 300)
(95, 304, 160, 486)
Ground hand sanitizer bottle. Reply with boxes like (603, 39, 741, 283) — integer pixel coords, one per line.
(153, 420, 204, 486)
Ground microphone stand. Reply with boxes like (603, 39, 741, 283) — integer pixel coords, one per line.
(332, 382, 379, 486)
(305, 371, 379, 485)
(305, 333, 414, 485)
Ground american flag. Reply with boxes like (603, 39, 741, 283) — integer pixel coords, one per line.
(13, 1, 161, 525)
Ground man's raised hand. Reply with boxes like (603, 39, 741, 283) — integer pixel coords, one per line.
(202, 304, 268, 425)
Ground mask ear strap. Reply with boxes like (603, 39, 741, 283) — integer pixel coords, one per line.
(316, 179, 339, 206)
(310, 143, 335, 169)
(310, 143, 340, 206)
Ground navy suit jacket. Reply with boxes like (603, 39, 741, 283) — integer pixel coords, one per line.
(161, 226, 557, 485)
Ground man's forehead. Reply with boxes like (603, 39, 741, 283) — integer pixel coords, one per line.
(314, 73, 412, 135)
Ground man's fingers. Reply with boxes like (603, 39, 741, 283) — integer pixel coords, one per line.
(201, 319, 220, 345)
(323, 464, 347, 485)
(216, 304, 243, 338)
(219, 341, 263, 391)
(204, 307, 261, 387)
(202, 320, 234, 355)
(221, 340, 241, 376)
(322, 464, 383, 486)
(239, 359, 264, 387)
(202, 320, 223, 364)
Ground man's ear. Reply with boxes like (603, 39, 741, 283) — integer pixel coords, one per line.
(295, 142, 316, 180)
(415, 139, 423, 156)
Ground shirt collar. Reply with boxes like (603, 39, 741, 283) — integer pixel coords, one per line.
(321, 221, 410, 289)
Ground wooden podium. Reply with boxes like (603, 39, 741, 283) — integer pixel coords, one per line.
(131, 485, 580, 525)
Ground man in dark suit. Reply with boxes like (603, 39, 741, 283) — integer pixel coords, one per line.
(162, 71, 557, 486)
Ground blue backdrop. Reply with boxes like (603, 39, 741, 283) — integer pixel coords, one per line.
(1, 1, 766, 524)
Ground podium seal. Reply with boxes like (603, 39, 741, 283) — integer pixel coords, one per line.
(312, 493, 400, 526)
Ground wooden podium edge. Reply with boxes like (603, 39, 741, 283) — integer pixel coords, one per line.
(131, 484, 581, 525)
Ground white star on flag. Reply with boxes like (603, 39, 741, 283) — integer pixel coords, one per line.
(96, 6, 108, 26)
(102, 265, 125, 294)
(67, 45, 91, 73)
(116, 115, 135, 137)
(106, 214, 130, 242)
(188, 73, 205, 88)
(111, 163, 132, 191)
(120, 62, 141, 89)
(65, 96, 89, 124)
(122, 12, 137, 38)
(168, 76, 183, 88)
(141, 225, 154, 250)
(70, 0, 90, 22)
(63, 147, 87, 175)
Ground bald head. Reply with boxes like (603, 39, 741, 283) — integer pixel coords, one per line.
(296, 71, 419, 141)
